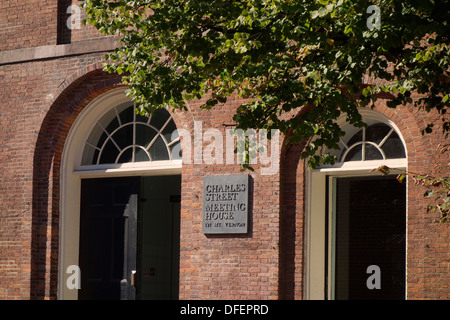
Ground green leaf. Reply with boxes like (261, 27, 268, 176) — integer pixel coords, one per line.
(318, 7, 328, 17)
(424, 190, 435, 198)
(344, 25, 353, 35)
(396, 173, 406, 183)
(311, 10, 319, 19)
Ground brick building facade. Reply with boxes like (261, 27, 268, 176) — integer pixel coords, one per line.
(0, 1, 449, 300)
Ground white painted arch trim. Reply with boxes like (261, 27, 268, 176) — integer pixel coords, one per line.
(58, 87, 182, 300)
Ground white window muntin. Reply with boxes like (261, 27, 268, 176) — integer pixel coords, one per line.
(81, 102, 181, 166)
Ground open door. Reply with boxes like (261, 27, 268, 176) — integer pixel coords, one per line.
(79, 175, 181, 300)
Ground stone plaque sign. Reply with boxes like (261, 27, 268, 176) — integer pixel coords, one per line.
(202, 174, 250, 234)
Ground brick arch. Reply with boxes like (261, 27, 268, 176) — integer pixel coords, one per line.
(278, 101, 428, 300)
(278, 105, 311, 300)
(32, 66, 196, 299)
(279, 137, 308, 299)
(31, 69, 125, 299)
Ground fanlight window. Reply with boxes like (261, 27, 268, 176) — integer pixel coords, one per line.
(81, 103, 181, 166)
(325, 119, 406, 163)
(338, 122, 406, 162)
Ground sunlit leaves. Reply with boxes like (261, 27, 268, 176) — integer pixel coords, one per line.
(82, 0, 449, 170)
(372, 160, 450, 225)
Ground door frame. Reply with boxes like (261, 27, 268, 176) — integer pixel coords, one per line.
(303, 109, 408, 300)
(58, 88, 182, 300)
(304, 159, 408, 300)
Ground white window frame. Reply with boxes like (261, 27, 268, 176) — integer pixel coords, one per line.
(82, 103, 181, 165)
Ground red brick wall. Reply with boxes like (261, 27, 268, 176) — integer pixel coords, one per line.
(174, 96, 282, 300)
(0, 0, 449, 301)
(64, 0, 111, 44)
(0, 0, 109, 51)
(0, 1, 57, 51)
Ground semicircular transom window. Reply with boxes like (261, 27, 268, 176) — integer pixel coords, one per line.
(81, 103, 181, 166)
(338, 122, 406, 162)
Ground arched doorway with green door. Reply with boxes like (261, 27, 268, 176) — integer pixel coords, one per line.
(59, 88, 183, 300)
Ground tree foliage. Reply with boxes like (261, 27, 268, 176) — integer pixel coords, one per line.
(82, 1, 448, 166)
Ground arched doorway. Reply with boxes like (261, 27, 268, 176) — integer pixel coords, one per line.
(58, 88, 182, 300)
(304, 109, 408, 300)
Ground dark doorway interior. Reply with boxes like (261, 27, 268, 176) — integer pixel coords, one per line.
(79, 175, 181, 300)
(334, 175, 406, 300)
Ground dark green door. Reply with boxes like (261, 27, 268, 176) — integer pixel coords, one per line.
(79, 175, 181, 300)
(138, 175, 181, 300)
(79, 177, 139, 300)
